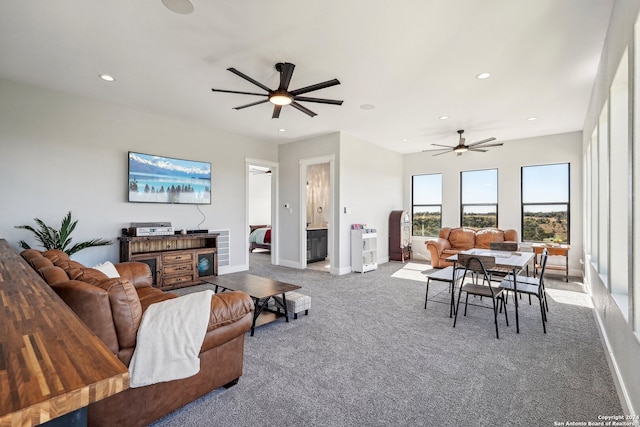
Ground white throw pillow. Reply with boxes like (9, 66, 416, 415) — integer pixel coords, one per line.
(93, 261, 120, 278)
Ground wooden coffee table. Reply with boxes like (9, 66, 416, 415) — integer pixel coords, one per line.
(204, 273, 301, 336)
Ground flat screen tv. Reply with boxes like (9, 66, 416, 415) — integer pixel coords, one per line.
(128, 151, 211, 204)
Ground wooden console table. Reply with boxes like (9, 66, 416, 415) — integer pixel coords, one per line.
(119, 233, 219, 290)
(532, 243, 570, 282)
(0, 239, 129, 427)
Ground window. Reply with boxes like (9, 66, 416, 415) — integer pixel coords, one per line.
(609, 47, 629, 307)
(460, 169, 497, 228)
(521, 163, 570, 243)
(412, 174, 442, 237)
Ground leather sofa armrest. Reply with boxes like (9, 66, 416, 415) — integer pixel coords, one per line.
(50, 280, 120, 354)
(115, 261, 154, 289)
(426, 238, 451, 268)
(426, 238, 450, 254)
(201, 291, 254, 352)
(208, 291, 254, 331)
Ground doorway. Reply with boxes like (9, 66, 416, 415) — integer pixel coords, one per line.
(299, 155, 335, 273)
(247, 159, 278, 268)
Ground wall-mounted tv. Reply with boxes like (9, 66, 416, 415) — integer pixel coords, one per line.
(128, 151, 211, 204)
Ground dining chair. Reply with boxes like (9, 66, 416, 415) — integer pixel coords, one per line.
(489, 241, 519, 252)
(453, 254, 509, 339)
(499, 249, 549, 333)
(488, 241, 522, 282)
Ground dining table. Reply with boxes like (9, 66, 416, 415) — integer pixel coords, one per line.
(446, 248, 535, 333)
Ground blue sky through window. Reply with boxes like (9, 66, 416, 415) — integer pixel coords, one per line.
(522, 163, 569, 208)
(413, 174, 442, 205)
(461, 169, 497, 204)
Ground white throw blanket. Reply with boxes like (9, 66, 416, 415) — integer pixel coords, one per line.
(128, 290, 214, 388)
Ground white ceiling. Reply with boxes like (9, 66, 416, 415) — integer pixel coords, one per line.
(0, 1, 613, 154)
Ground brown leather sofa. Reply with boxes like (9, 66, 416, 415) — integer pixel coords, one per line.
(426, 227, 519, 268)
(20, 249, 254, 427)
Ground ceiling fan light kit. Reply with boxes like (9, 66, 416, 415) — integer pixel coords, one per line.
(428, 130, 503, 156)
(269, 92, 293, 106)
(211, 62, 343, 118)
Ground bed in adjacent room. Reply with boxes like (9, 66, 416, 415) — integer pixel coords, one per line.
(249, 225, 272, 252)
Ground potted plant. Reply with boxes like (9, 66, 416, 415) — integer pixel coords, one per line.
(15, 211, 112, 256)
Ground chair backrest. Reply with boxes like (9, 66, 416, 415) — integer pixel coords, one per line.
(538, 249, 549, 281)
(489, 241, 519, 252)
(457, 253, 496, 272)
(455, 255, 496, 294)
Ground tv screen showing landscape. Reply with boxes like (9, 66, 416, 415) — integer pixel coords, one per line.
(128, 152, 211, 204)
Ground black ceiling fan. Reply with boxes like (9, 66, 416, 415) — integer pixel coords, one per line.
(211, 62, 343, 118)
(427, 130, 503, 156)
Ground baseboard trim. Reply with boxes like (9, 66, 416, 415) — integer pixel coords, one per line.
(278, 259, 302, 269)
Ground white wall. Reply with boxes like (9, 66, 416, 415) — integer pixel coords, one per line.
(339, 133, 403, 271)
(581, 0, 640, 415)
(248, 172, 272, 225)
(0, 79, 277, 270)
(278, 133, 340, 268)
(276, 132, 402, 274)
(403, 132, 583, 274)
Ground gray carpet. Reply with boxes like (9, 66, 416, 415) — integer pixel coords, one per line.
(150, 253, 622, 427)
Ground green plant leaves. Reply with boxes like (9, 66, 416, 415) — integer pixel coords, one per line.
(15, 211, 112, 255)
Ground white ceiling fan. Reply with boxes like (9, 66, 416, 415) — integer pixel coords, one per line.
(426, 130, 503, 156)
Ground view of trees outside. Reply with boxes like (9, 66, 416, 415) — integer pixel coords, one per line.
(523, 205, 568, 242)
(411, 165, 569, 242)
(522, 163, 569, 243)
(461, 169, 497, 228)
(412, 208, 441, 236)
(412, 173, 442, 237)
(461, 206, 497, 228)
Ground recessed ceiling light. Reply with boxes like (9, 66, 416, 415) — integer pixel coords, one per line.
(401, 138, 408, 142)
(278, 128, 286, 132)
(99, 74, 115, 82)
(161, 0, 194, 14)
(476, 72, 491, 79)
(528, 117, 537, 121)
(439, 116, 449, 120)
(360, 104, 375, 110)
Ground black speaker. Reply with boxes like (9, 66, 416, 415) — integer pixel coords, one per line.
(197, 252, 215, 276)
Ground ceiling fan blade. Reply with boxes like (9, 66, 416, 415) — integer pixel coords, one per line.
(233, 99, 269, 110)
(272, 105, 282, 119)
(211, 88, 268, 97)
(468, 148, 488, 152)
(227, 67, 272, 93)
(290, 101, 317, 117)
(431, 143, 454, 148)
(433, 150, 453, 156)
(293, 96, 343, 105)
(289, 79, 340, 96)
(467, 137, 496, 147)
(278, 63, 295, 91)
(474, 142, 503, 148)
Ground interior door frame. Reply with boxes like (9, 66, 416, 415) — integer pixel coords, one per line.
(246, 158, 279, 267)
(299, 154, 335, 271)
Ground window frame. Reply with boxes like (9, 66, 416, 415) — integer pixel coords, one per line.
(460, 168, 498, 228)
(520, 162, 571, 244)
(411, 173, 442, 237)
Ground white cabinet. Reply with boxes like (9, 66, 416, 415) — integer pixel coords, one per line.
(351, 230, 377, 273)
